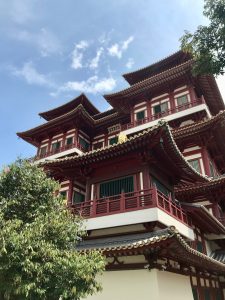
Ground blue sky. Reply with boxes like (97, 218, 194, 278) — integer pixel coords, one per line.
(0, 0, 224, 168)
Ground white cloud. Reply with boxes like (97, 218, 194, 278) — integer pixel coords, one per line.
(10, 61, 54, 87)
(14, 28, 62, 57)
(71, 40, 89, 69)
(50, 76, 116, 96)
(108, 36, 134, 59)
(216, 74, 225, 102)
(89, 47, 104, 69)
(126, 58, 134, 69)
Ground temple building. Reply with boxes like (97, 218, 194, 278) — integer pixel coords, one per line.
(18, 51, 225, 300)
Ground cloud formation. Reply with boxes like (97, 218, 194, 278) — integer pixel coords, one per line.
(10, 61, 54, 87)
(89, 47, 104, 70)
(50, 75, 116, 96)
(126, 58, 134, 69)
(108, 36, 134, 59)
(71, 40, 89, 69)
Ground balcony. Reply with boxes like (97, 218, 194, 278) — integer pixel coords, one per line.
(35, 142, 90, 162)
(71, 187, 192, 227)
(121, 97, 210, 135)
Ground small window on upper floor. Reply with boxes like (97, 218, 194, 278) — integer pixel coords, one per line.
(66, 137, 73, 146)
(109, 136, 118, 145)
(39, 146, 47, 157)
(73, 191, 85, 204)
(60, 190, 67, 199)
(93, 141, 103, 150)
(79, 137, 90, 151)
(176, 94, 188, 106)
(136, 110, 145, 121)
(52, 141, 61, 152)
(188, 159, 201, 173)
(153, 102, 168, 115)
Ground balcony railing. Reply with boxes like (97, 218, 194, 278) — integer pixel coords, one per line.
(71, 187, 192, 227)
(121, 97, 206, 131)
(35, 142, 89, 160)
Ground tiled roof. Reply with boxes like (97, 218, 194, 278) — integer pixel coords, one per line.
(77, 226, 225, 273)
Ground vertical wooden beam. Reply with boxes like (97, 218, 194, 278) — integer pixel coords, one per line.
(67, 178, 74, 207)
(201, 147, 211, 177)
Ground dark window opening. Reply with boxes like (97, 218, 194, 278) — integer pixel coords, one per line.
(79, 137, 90, 151)
(93, 142, 103, 150)
(73, 191, 85, 204)
(153, 102, 168, 115)
(151, 176, 171, 196)
(100, 176, 134, 198)
(66, 137, 73, 146)
(52, 141, 61, 153)
(39, 146, 47, 157)
(136, 110, 145, 121)
(109, 136, 118, 145)
(60, 191, 67, 199)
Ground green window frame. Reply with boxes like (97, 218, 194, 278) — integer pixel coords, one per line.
(79, 137, 90, 151)
(176, 94, 188, 106)
(66, 137, 73, 146)
(99, 176, 134, 198)
(151, 176, 170, 196)
(136, 110, 145, 121)
(93, 142, 103, 150)
(60, 191, 67, 199)
(188, 159, 201, 173)
(73, 191, 85, 204)
(192, 287, 199, 300)
(153, 102, 168, 115)
(52, 141, 61, 151)
(109, 136, 118, 145)
(39, 146, 47, 156)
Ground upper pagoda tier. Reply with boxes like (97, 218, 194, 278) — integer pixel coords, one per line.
(123, 51, 191, 85)
(39, 93, 100, 121)
(104, 51, 224, 115)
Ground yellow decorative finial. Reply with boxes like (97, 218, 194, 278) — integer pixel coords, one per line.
(118, 132, 128, 143)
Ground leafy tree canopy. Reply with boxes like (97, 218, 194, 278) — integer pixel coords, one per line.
(180, 0, 225, 75)
(0, 160, 105, 300)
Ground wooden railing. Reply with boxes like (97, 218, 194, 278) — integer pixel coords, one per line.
(71, 187, 192, 227)
(35, 142, 89, 160)
(121, 97, 206, 131)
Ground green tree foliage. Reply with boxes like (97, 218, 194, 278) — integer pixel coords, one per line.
(180, 0, 225, 75)
(0, 160, 105, 300)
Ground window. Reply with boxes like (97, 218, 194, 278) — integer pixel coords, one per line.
(109, 136, 118, 145)
(209, 161, 216, 177)
(196, 241, 204, 253)
(204, 288, 211, 300)
(151, 176, 170, 196)
(176, 94, 188, 106)
(66, 137, 73, 146)
(52, 141, 61, 152)
(100, 176, 134, 198)
(60, 191, 67, 199)
(73, 191, 85, 204)
(153, 102, 168, 115)
(79, 137, 90, 151)
(39, 146, 47, 157)
(136, 110, 145, 121)
(93, 142, 103, 150)
(192, 287, 199, 300)
(188, 159, 201, 173)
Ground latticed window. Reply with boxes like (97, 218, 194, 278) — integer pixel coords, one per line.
(188, 159, 201, 173)
(176, 94, 188, 106)
(39, 146, 47, 156)
(109, 136, 118, 145)
(52, 141, 61, 152)
(151, 176, 170, 196)
(153, 102, 168, 115)
(79, 137, 90, 151)
(73, 191, 85, 204)
(99, 176, 134, 198)
(136, 110, 145, 120)
(66, 137, 73, 145)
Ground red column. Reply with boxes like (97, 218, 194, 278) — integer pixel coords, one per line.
(201, 147, 211, 176)
(169, 91, 176, 113)
(67, 179, 74, 207)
